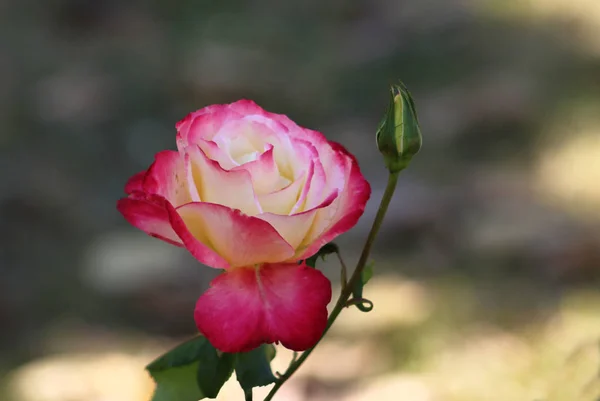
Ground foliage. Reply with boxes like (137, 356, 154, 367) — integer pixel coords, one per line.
(147, 337, 277, 400)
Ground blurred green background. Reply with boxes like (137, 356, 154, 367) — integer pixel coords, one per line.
(2, 0, 600, 400)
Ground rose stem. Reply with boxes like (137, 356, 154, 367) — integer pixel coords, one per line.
(263, 171, 400, 401)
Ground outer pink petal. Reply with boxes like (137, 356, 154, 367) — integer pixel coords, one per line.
(289, 128, 333, 156)
(183, 152, 202, 202)
(228, 100, 299, 138)
(195, 263, 332, 353)
(166, 205, 232, 270)
(298, 143, 371, 259)
(219, 107, 291, 145)
(143, 150, 191, 207)
(227, 99, 271, 117)
(222, 100, 332, 159)
(177, 106, 243, 151)
(212, 118, 266, 151)
(300, 138, 346, 211)
(175, 105, 224, 134)
(175, 104, 221, 143)
(124, 170, 146, 194)
(186, 145, 262, 215)
(117, 193, 183, 247)
(169, 202, 295, 268)
(229, 100, 333, 165)
(197, 138, 237, 170)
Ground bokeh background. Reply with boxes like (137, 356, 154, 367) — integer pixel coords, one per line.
(2, 0, 600, 400)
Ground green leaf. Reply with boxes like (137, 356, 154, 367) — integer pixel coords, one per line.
(264, 343, 277, 361)
(197, 348, 235, 398)
(147, 336, 209, 371)
(235, 344, 277, 393)
(147, 336, 208, 401)
(351, 261, 375, 312)
(150, 362, 205, 401)
(305, 242, 339, 268)
(146, 335, 234, 400)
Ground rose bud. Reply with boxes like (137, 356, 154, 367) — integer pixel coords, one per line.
(376, 82, 422, 173)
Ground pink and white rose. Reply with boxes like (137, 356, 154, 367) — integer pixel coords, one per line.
(117, 100, 371, 352)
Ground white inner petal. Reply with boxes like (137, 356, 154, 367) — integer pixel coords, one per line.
(205, 117, 318, 216)
(235, 151, 260, 165)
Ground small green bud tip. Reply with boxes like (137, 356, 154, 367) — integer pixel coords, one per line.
(376, 82, 423, 173)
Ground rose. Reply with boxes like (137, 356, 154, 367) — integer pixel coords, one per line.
(117, 100, 371, 352)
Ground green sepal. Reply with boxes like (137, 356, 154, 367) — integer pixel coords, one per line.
(305, 242, 339, 268)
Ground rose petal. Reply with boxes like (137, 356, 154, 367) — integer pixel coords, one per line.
(298, 143, 371, 259)
(258, 167, 311, 215)
(117, 193, 183, 247)
(234, 145, 289, 195)
(197, 138, 238, 170)
(230, 100, 332, 164)
(170, 202, 295, 268)
(283, 139, 319, 214)
(298, 157, 327, 212)
(215, 104, 299, 177)
(257, 190, 338, 250)
(186, 145, 262, 215)
(254, 140, 322, 215)
(215, 129, 257, 163)
(228, 100, 297, 141)
(302, 140, 346, 211)
(176, 106, 243, 151)
(290, 160, 316, 214)
(124, 170, 146, 194)
(227, 99, 271, 117)
(166, 205, 232, 270)
(225, 100, 334, 174)
(212, 118, 277, 164)
(195, 263, 332, 352)
(175, 106, 216, 147)
(143, 150, 191, 207)
(183, 152, 202, 202)
(285, 132, 349, 216)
